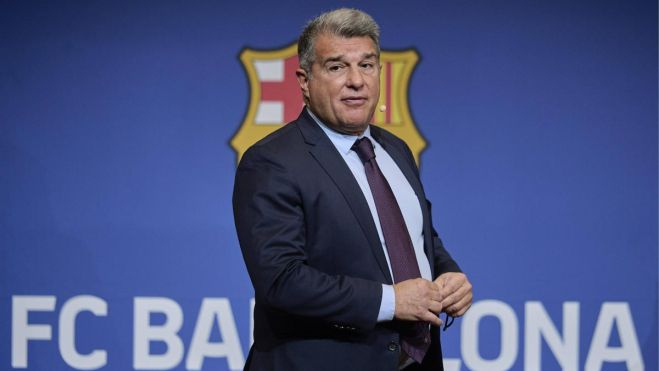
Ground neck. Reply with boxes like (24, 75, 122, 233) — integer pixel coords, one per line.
(305, 107, 369, 137)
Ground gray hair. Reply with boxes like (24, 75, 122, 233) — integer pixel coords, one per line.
(298, 8, 381, 73)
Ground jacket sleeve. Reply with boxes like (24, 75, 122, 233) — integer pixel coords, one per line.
(233, 144, 382, 331)
(426, 200, 462, 276)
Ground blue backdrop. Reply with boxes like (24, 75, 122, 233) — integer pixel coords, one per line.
(1, 1, 656, 370)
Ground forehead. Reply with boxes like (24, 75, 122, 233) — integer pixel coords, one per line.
(313, 33, 377, 61)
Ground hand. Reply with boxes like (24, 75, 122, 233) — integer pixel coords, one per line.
(434, 272, 472, 317)
(393, 278, 443, 326)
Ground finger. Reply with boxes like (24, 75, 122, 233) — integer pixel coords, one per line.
(445, 292, 473, 317)
(440, 289, 461, 308)
(448, 301, 471, 317)
(429, 288, 443, 302)
(428, 300, 443, 314)
(441, 275, 466, 295)
(444, 278, 471, 298)
(441, 284, 470, 310)
(454, 302, 472, 317)
(445, 298, 468, 317)
(438, 281, 458, 298)
(433, 276, 447, 289)
(420, 311, 442, 327)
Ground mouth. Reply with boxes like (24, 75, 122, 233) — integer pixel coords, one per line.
(341, 96, 368, 106)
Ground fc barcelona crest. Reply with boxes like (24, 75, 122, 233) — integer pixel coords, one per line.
(231, 43, 426, 164)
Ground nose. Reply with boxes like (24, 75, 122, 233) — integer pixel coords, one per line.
(345, 67, 364, 90)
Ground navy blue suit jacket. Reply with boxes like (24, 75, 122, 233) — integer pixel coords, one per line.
(233, 108, 461, 371)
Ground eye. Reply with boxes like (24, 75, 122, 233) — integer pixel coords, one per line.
(328, 64, 344, 72)
(360, 62, 375, 71)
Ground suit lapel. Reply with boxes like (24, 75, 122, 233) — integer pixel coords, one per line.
(296, 110, 394, 283)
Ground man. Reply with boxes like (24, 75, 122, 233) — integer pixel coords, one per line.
(233, 8, 472, 371)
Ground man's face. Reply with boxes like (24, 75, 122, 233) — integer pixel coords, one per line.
(297, 34, 380, 135)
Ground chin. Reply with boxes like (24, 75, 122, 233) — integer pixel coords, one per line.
(341, 122, 369, 135)
(341, 115, 370, 126)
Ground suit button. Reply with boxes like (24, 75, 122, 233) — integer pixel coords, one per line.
(388, 342, 398, 352)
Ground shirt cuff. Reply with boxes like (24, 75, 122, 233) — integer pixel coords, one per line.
(377, 284, 396, 322)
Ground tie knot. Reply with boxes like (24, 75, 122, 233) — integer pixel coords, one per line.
(351, 137, 376, 164)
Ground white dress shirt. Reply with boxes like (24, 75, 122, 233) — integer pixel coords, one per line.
(309, 110, 432, 322)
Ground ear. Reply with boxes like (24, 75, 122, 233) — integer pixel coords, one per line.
(296, 68, 310, 101)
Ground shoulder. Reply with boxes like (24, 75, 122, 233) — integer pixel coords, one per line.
(236, 111, 330, 182)
(251, 120, 303, 152)
(240, 120, 305, 166)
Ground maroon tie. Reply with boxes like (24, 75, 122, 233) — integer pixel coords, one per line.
(351, 137, 430, 364)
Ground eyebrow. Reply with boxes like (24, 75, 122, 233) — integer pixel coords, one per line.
(322, 52, 379, 65)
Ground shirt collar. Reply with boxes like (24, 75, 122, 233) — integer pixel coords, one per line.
(306, 107, 377, 155)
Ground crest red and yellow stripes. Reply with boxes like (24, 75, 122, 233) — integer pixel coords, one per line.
(231, 43, 426, 164)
